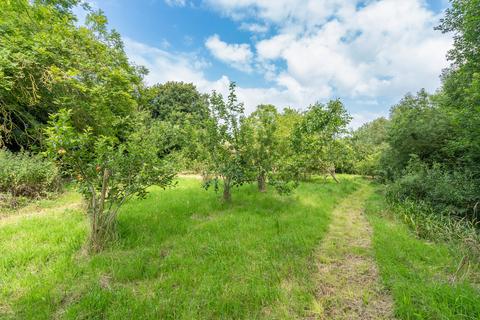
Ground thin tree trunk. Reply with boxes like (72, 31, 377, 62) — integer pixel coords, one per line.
(330, 168, 339, 183)
(89, 169, 111, 253)
(257, 173, 266, 192)
(223, 177, 231, 202)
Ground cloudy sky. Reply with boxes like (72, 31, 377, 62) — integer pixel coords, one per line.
(79, 0, 452, 128)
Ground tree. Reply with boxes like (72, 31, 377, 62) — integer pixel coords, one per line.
(201, 82, 250, 202)
(349, 117, 389, 177)
(377, 0, 480, 219)
(141, 82, 211, 172)
(245, 105, 278, 192)
(436, 0, 480, 176)
(44, 109, 178, 252)
(381, 90, 452, 179)
(0, 1, 144, 150)
(291, 100, 351, 182)
(143, 81, 209, 123)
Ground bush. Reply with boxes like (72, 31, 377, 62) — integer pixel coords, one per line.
(385, 158, 480, 256)
(386, 158, 480, 221)
(0, 150, 61, 206)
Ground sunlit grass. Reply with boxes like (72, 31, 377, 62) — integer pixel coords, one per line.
(1, 176, 359, 319)
(365, 186, 480, 319)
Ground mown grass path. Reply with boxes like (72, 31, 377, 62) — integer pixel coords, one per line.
(307, 184, 394, 319)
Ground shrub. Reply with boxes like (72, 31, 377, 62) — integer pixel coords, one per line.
(386, 158, 480, 221)
(45, 109, 178, 253)
(0, 150, 61, 206)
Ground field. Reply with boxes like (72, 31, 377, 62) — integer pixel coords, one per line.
(1, 177, 479, 319)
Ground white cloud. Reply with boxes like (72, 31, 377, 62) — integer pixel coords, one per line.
(130, 0, 452, 128)
(205, 34, 254, 72)
(239, 22, 269, 33)
(124, 38, 309, 113)
(164, 0, 186, 7)
(251, 0, 451, 101)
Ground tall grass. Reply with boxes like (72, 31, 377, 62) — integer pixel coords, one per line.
(0, 176, 359, 319)
(365, 186, 480, 319)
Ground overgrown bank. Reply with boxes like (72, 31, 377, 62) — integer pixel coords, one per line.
(365, 185, 480, 319)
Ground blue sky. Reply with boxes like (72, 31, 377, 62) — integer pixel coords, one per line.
(80, 0, 452, 128)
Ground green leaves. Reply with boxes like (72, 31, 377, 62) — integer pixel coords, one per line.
(200, 82, 251, 200)
(0, 0, 142, 150)
(291, 100, 351, 177)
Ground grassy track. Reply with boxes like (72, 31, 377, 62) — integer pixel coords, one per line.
(0, 177, 359, 319)
(308, 184, 393, 319)
(365, 186, 480, 320)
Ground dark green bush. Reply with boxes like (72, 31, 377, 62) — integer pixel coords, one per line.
(386, 158, 480, 221)
(0, 150, 61, 205)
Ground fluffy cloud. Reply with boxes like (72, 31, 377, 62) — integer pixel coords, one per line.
(239, 22, 269, 33)
(252, 0, 451, 98)
(152, 0, 452, 128)
(205, 34, 254, 72)
(124, 38, 309, 114)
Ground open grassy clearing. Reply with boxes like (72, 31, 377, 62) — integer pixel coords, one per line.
(365, 186, 480, 320)
(1, 176, 359, 319)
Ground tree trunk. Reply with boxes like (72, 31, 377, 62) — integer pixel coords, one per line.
(89, 169, 115, 253)
(329, 168, 339, 183)
(223, 177, 232, 202)
(257, 173, 266, 192)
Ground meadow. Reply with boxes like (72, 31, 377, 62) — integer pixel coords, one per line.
(1, 177, 478, 319)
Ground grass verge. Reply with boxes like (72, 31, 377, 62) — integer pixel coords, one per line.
(364, 185, 480, 319)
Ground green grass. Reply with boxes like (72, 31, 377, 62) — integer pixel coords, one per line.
(364, 185, 480, 320)
(1, 176, 360, 319)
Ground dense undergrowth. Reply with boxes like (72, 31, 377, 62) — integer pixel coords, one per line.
(0, 150, 61, 208)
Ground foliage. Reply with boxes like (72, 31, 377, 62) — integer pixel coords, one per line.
(386, 158, 480, 220)
(291, 100, 351, 181)
(241, 104, 298, 194)
(346, 117, 388, 176)
(374, 0, 480, 222)
(44, 109, 178, 252)
(143, 81, 209, 123)
(389, 198, 480, 256)
(0, 0, 144, 150)
(201, 82, 251, 202)
(245, 104, 278, 191)
(380, 90, 453, 178)
(141, 81, 212, 172)
(0, 149, 60, 206)
(365, 187, 480, 320)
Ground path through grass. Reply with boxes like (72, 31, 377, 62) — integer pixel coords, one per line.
(307, 183, 393, 319)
